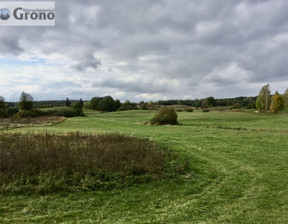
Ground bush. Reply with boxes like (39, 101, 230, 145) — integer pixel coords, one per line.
(18, 110, 36, 118)
(150, 108, 178, 125)
(32, 109, 46, 116)
(7, 108, 19, 116)
(0, 109, 9, 118)
(19, 98, 33, 111)
(202, 108, 210, 112)
(73, 102, 85, 116)
(231, 103, 241, 109)
(0, 101, 7, 110)
(44, 108, 84, 117)
(55, 108, 77, 117)
(185, 108, 193, 112)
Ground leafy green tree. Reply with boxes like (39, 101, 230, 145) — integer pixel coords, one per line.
(73, 101, 85, 116)
(256, 84, 271, 111)
(0, 96, 8, 118)
(90, 97, 102, 110)
(147, 101, 155, 110)
(90, 96, 121, 112)
(0, 96, 7, 110)
(19, 92, 33, 111)
(139, 101, 148, 110)
(114, 99, 122, 111)
(194, 98, 200, 109)
(99, 96, 116, 112)
(119, 100, 137, 111)
(270, 91, 285, 114)
(206, 96, 216, 107)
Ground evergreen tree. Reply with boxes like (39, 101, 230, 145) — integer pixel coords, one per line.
(79, 98, 84, 108)
(65, 98, 71, 107)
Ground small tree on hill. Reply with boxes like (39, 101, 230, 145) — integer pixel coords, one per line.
(256, 84, 271, 112)
(270, 91, 285, 114)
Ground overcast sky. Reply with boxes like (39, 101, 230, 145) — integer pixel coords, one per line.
(1, 0, 288, 102)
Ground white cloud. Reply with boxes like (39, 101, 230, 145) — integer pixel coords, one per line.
(0, 0, 288, 101)
(204, 63, 251, 85)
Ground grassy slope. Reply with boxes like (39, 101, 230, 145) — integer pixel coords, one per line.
(1, 110, 288, 223)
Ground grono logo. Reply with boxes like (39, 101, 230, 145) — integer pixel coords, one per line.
(0, 8, 11, 20)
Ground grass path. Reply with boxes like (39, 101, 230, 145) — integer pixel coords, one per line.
(1, 110, 288, 223)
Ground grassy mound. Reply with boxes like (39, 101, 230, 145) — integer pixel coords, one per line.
(150, 108, 178, 125)
(0, 132, 188, 194)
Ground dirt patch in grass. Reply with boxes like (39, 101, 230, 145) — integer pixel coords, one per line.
(0, 116, 66, 130)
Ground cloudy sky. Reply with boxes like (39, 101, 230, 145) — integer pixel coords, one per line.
(1, 0, 288, 102)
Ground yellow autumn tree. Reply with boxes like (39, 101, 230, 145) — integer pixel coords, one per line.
(270, 91, 285, 114)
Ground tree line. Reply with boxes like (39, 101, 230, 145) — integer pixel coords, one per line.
(0, 92, 85, 118)
(1, 85, 288, 118)
(158, 96, 257, 109)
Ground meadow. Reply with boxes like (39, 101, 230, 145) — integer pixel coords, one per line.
(1, 109, 288, 223)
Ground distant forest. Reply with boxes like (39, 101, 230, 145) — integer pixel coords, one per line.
(158, 96, 257, 109)
(6, 100, 81, 109)
(6, 96, 257, 109)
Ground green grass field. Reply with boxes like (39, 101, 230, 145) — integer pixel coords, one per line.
(1, 109, 288, 223)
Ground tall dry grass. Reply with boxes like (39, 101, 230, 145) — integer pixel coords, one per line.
(0, 132, 187, 193)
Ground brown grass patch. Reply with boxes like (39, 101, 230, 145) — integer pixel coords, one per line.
(0, 116, 66, 130)
(0, 132, 188, 193)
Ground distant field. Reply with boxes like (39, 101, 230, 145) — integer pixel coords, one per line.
(1, 109, 288, 223)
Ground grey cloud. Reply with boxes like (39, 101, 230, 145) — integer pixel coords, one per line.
(72, 56, 102, 71)
(0, 36, 24, 55)
(1, 0, 288, 101)
(92, 78, 171, 94)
